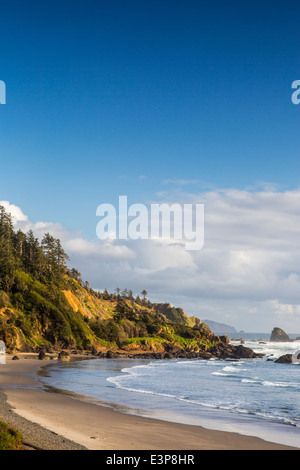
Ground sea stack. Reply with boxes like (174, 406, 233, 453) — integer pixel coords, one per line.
(270, 327, 291, 342)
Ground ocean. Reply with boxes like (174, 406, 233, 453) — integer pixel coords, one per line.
(38, 333, 300, 448)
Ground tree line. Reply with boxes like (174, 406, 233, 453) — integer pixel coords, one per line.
(0, 205, 69, 291)
(0, 205, 151, 306)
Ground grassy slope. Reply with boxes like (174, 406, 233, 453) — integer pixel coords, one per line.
(0, 272, 221, 354)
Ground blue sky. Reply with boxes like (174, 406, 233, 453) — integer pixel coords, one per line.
(1, 1, 300, 331)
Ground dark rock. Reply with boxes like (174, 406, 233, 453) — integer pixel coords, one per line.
(233, 345, 260, 358)
(58, 350, 70, 357)
(270, 328, 292, 342)
(218, 335, 230, 344)
(197, 351, 213, 360)
(275, 354, 292, 363)
(58, 351, 71, 362)
(12, 355, 19, 360)
(165, 344, 184, 355)
(164, 353, 174, 359)
(106, 350, 119, 359)
(154, 353, 164, 359)
(209, 343, 263, 360)
(38, 351, 46, 360)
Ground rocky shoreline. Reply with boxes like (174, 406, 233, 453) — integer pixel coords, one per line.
(103, 339, 264, 360)
(10, 328, 300, 364)
(8, 335, 264, 363)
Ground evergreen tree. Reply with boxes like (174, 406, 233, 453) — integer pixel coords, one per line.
(141, 290, 148, 304)
(0, 206, 17, 282)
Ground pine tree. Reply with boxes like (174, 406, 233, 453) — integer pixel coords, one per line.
(141, 290, 148, 304)
(0, 206, 17, 282)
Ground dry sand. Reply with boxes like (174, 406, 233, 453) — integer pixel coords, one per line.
(0, 355, 297, 450)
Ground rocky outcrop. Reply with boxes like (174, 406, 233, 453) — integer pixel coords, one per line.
(1, 326, 32, 353)
(275, 354, 292, 363)
(270, 328, 292, 342)
(154, 303, 205, 329)
(58, 351, 70, 362)
(38, 351, 48, 360)
(102, 341, 263, 360)
(208, 343, 263, 360)
(106, 350, 121, 359)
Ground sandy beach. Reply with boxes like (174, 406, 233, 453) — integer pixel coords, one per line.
(0, 355, 297, 450)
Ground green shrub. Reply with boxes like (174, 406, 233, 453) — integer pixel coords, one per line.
(0, 421, 22, 450)
(0, 291, 10, 309)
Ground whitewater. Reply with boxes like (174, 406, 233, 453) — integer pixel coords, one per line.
(39, 334, 300, 448)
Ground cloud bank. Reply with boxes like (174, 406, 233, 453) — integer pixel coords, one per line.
(2, 187, 300, 333)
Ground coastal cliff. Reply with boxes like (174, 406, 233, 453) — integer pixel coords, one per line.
(0, 205, 259, 360)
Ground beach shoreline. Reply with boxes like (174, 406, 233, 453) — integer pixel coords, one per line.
(0, 355, 297, 450)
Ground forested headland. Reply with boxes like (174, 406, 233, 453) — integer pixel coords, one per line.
(0, 205, 257, 360)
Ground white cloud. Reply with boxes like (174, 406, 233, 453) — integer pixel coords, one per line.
(0, 201, 28, 223)
(64, 238, 136, 260)
(2, 187, 300, 333)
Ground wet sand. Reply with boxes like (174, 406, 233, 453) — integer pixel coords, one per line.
(0, 356, 296, 450)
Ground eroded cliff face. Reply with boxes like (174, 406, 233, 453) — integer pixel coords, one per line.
(0, 325, 28, 352)
(153, 303, 204, 329)
(0, 282, 211, 352)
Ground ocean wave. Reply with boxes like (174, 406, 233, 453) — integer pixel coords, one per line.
(212, 365, 248, 377)
(262, 380, 299, 389)
(222, 366, 238, 372)
(106, 378, 256, 416)
(211, 371, 230, 376)
(222, 365, 247, 372)
(106, 377, 186, 402)
(235, 340, 300, 359)
(238, 378, 300, 389)
(241, 378, 260, 384)
(104, 352, 300, 432)
(120, 367, 147, 375)
(175, 360, 206, 365)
